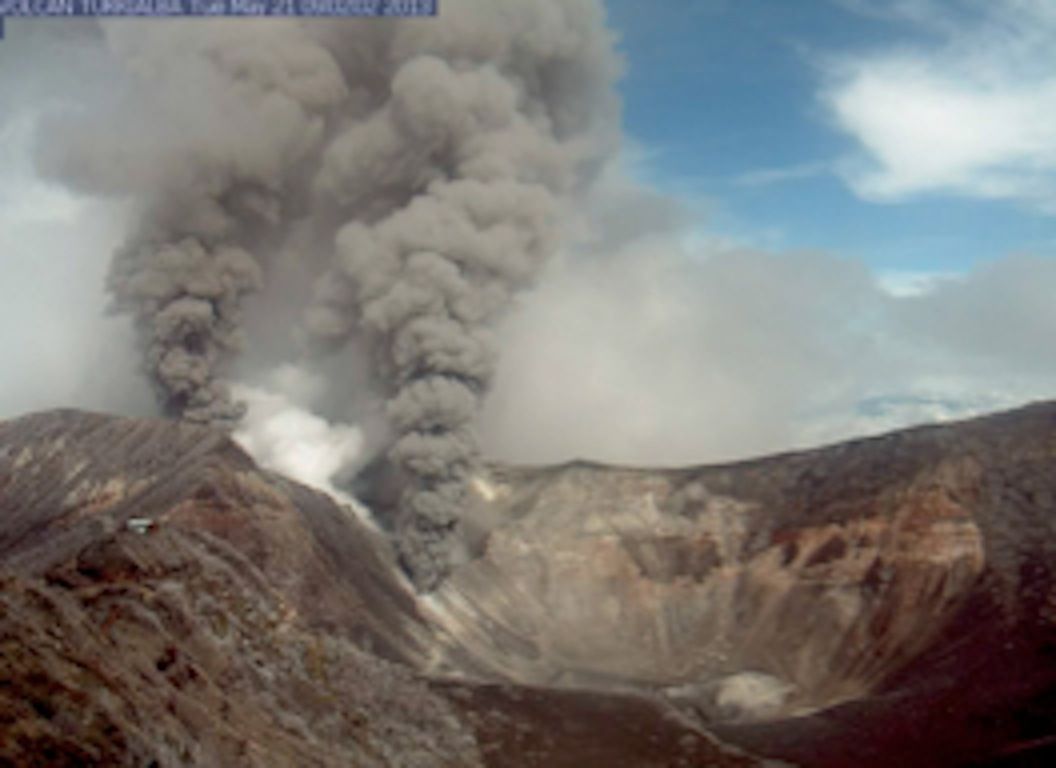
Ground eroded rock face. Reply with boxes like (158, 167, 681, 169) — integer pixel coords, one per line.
(0, 410, 475, 767)
(4, 405, 1056, 767)
(0, 410, 763, 768)
(429, 463, 986, 718)
(414, 403, 1056, 766)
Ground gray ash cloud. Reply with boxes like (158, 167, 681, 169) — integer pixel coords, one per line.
(36, 6, 620, 589)
(37, 20, 350, 424)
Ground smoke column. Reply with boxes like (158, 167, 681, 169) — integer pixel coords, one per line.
(38, 20, 351, 424)
(37, 5, 620, 589)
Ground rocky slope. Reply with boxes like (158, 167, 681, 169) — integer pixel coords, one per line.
(2, 404, 1056, 766)
(388, 401, 1056, 766)
(0, 410, 762, 768)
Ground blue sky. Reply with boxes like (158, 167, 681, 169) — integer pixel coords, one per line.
(604, 0, 1056, 277)
(2, 5, 1056, 465)
(476, 0, 1056, 463)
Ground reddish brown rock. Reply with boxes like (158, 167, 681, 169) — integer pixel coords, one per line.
(0, 410, 762, 767)
(4, 404, 1056, 766)
(415, 404, 1056, 767)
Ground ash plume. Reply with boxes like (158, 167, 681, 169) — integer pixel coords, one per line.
(304, 3, 620, 589)
(36, 5, 620, 589)
(38, 20, 349, 424)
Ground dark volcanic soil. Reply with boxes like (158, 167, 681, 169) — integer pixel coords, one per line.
(0, 409, 761, 768)
(3, 404, 1056, 766)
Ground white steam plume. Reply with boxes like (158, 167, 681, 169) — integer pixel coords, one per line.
(231, 366, 366, 510)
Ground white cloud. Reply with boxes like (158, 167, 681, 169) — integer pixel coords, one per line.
(733, 161, 831, 188)
(0, 23, 153, 422)
(0, 113, 83, 225)
(823, 0, 1056, 211)
(895, 253, 1056, 375)
(0, 192, 151, 420)
(478, 165, 1056, 466)
(876, 268, 960, 297)
(480, 238, 883, 465)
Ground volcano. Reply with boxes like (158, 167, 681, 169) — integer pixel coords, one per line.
(2, 405, 1056, 766)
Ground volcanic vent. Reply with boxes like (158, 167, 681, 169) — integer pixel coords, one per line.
(368, 401, 1056, 766)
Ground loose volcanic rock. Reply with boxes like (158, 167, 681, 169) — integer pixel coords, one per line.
(0, 409, 763, 768)
(5, 403, 1056, 766)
